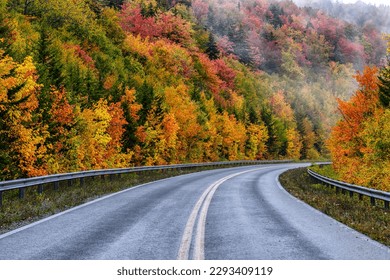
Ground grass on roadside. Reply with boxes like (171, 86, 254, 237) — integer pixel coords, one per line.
(279, 167, 390, 247)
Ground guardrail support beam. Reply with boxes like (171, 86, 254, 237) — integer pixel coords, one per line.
(19, 188, 25, 199)
(308, 168, 390, 210)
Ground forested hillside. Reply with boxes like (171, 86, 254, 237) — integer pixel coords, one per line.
(0, 0, 386, 180)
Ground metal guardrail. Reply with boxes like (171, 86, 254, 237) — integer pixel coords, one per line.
(307, 168, 390, 209)
(0, 160, 291, 207)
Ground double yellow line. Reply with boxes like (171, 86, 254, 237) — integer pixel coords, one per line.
(177, 167, 266, 260)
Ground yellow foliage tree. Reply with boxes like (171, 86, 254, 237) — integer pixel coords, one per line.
(71, 99, 129, 170)
(286, 127, 302, 160)
(217, 112, 247, 160)
(246, 123, 269, 159)
(0, 50, 47, 178)
(356, 109, 390, 189)
(164, 84, 202, 161)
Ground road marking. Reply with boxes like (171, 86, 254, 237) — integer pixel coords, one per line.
(0, 172, 201, 241)
(177, 167, 267, 260)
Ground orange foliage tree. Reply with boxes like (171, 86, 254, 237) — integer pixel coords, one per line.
(327, 66, 389, 189)
(46, 86, 76, 173)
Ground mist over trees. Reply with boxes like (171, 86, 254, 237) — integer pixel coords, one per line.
(295, 0, 390, 33)
(0, 0, 387, 182)
(193, 0, 386, 71)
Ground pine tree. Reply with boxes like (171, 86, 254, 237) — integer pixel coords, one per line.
(136, 81, 155, 124)
(205, 33, 219, 60)
(378, 65, 390, 108)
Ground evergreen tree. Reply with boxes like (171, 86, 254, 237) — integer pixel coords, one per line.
(266, 4, 284, 29)
(107, 0, 124, 9)
(136, 81, 156, 124)
(35, 26, 63, 89)
(378, 65, 390, 108)
(205, 33, 219, 60)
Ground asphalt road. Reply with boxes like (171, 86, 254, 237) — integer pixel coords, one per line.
(0, 163, 389, 260)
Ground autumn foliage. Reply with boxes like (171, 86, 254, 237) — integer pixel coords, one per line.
(327, 66, 390, 190)
(0, 0, 386, 180)
(0, 51, 46, 178)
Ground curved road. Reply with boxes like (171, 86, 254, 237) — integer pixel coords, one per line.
(0, 163, 389, 260)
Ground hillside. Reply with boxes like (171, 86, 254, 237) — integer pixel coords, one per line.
(0, 0, 386, 179)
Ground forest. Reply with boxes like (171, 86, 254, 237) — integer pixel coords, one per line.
(0, 0, 388, 189)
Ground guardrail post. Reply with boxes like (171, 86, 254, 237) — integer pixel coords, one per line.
(109, 174, 114, 181)
(385, 201, 389, 210)
(37, 184, 43, 194)
(68, 179, 73, 187)
(80, 177, 85, 186)
(336, 187, 340, 194)
(0, 191, 2, 207)
(54, 181, 59, 191)
(370, 197, 375, 206)
(19, 187, 25, 199)
(359, 194, 363, 200)
(349, 191, 354, 198)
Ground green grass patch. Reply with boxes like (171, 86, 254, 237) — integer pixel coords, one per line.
(309, 164, 340, 180)
(279, 167, 390, 247)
